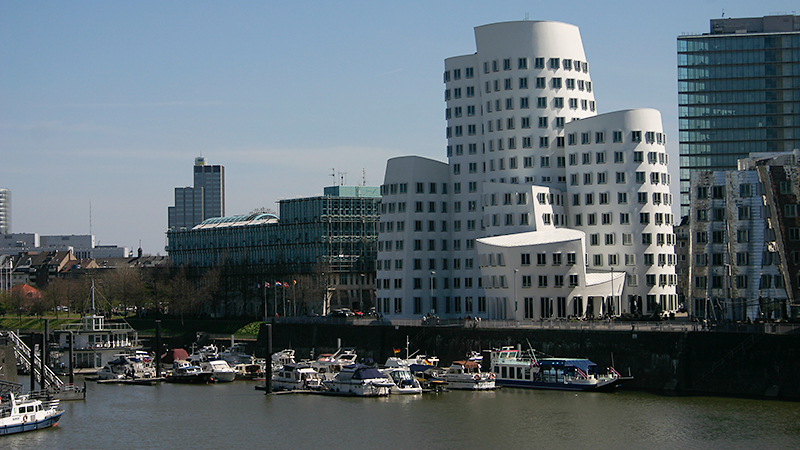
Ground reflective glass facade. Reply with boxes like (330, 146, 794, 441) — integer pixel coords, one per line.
(678, 16, 800, 217)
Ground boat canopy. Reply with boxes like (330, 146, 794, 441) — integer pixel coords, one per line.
(539, 358, 597, 372)
(350, 366, 388, 380)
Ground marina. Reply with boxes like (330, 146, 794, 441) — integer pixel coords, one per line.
(3, 378, 800, 449)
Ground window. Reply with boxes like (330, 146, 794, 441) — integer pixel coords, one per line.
(631, 131, 642, 142)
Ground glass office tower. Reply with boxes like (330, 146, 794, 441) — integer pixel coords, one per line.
(677, 15, 800, 217)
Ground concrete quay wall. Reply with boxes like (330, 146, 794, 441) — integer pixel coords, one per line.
(257, 323, 800, 400)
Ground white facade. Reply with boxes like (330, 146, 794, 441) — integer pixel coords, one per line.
(377, 21, 677, 320)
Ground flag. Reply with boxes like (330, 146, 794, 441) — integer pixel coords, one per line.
(275, 281, 283, 287)
(393, 348, 401, 355)
(265, 282, 270, 288)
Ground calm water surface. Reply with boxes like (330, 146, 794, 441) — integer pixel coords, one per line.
(4, 379, 800, 450)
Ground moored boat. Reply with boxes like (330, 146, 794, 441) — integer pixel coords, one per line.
(380, 366, 422, 395)
(489, 346, 629, 391)
(164, 360, 215, 384)
(272, 363, 324, 391)
(322, 364, 394, 397)
(0, 382, 64, 436)
(311, 348, 358, 380)
(199, 359, 236, 382)
(442, 360, 496, 390)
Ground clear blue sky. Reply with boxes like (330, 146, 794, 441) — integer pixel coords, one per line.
(1, 1, 796, 255)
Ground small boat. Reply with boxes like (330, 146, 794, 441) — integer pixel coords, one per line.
(271, 349, 297, 372)
(311, 348, 358, 380)
(272, 363, 324, 391)
(233, 362, 266, 380)
(380, 366, 422, 395)
(0, 383, 64, 436)
(164, 360, 215, 384)
(322, 364, 394, 397)
(442, 360, 496, 390)
(408, 364, 448, 392)
(199, 359, 236, 382)
(220, 342, 255, 366)
(489, 346, 630, 391)
(96, 353, 156, 381)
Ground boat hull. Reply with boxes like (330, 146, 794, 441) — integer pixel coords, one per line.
(0, 411, 64, 436)
(495, 376, 626, 391)
(164, 373, 215, 384)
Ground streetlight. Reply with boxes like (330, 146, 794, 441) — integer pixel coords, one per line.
(429, 271, 436, 314)
(513, 269, 519, 318)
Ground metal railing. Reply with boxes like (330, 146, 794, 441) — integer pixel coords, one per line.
(1, 330, 64, 388)
(270, 316, 800, 334)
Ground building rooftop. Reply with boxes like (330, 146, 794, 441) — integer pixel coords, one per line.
(477, 228, 584, 247)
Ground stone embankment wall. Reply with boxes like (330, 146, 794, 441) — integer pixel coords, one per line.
(257, 323, 800, 400)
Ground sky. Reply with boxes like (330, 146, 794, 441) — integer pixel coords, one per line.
(1, 0, 797, 255)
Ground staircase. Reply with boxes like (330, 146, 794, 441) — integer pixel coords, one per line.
(1, 330, 64, 389)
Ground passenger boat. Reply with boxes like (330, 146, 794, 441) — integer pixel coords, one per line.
(271, 363, 324, 391)
(164, 360, 215, 384)
(489, 346, 629, 391)
(322, 364, 394, 397)
(0, 383, 64, 436)
(442, 360, 496, 390)
(379, 366, 422, 395)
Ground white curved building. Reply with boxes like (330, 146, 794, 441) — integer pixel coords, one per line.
(377, 21, 677, 320)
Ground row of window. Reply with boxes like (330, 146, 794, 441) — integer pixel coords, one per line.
(376, 296, 488, 315)
(569, 150, 669, 165)
(693, 250, 783, 267)
(574, 211, 675, 227)
(572, 192, 675, 207)
(571, 171, 671, 186)
(475, 76, 594, 94)
(693, 274, 786, 290)
(444, 57, 590, 83)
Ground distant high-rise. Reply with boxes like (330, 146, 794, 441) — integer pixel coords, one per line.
(168, 157, 225, 230)
(677, 14, 800, 217)
(0, 188, 10, 234)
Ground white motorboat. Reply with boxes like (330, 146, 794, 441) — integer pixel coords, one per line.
(220, 342, 255, 365)
(95, 351, 156, 381)
(187, 345, 219, 364)
(442, 360, 496, 390)
(272, 363, 324, 391)
(380, 366, 422, 395)
(311, 348, 358, 380)
(199, 359, 237, 382)
(233, 362, 266, 380)
(271, 349, 297, 372)
(0, 383, 64, 436)
(322, 364, 394, 397)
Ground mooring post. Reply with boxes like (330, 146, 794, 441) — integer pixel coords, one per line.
(30, 333, 36, 391)
(264, 324, 272, 394)
(40, 331, 46, 389)
(155, 320, 162, 378)
(68, 331, 75, 385)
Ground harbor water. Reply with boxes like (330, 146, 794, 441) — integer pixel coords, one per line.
(4, 379, 800, 450)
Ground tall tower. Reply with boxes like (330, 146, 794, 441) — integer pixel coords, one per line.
(677, 15, 800, 217)
(0, 188, 10, 234)
(168, 157, 225, 230)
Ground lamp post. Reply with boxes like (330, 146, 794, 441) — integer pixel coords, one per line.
(513, 269, 519, 319)
(429, 271, 436, 314)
